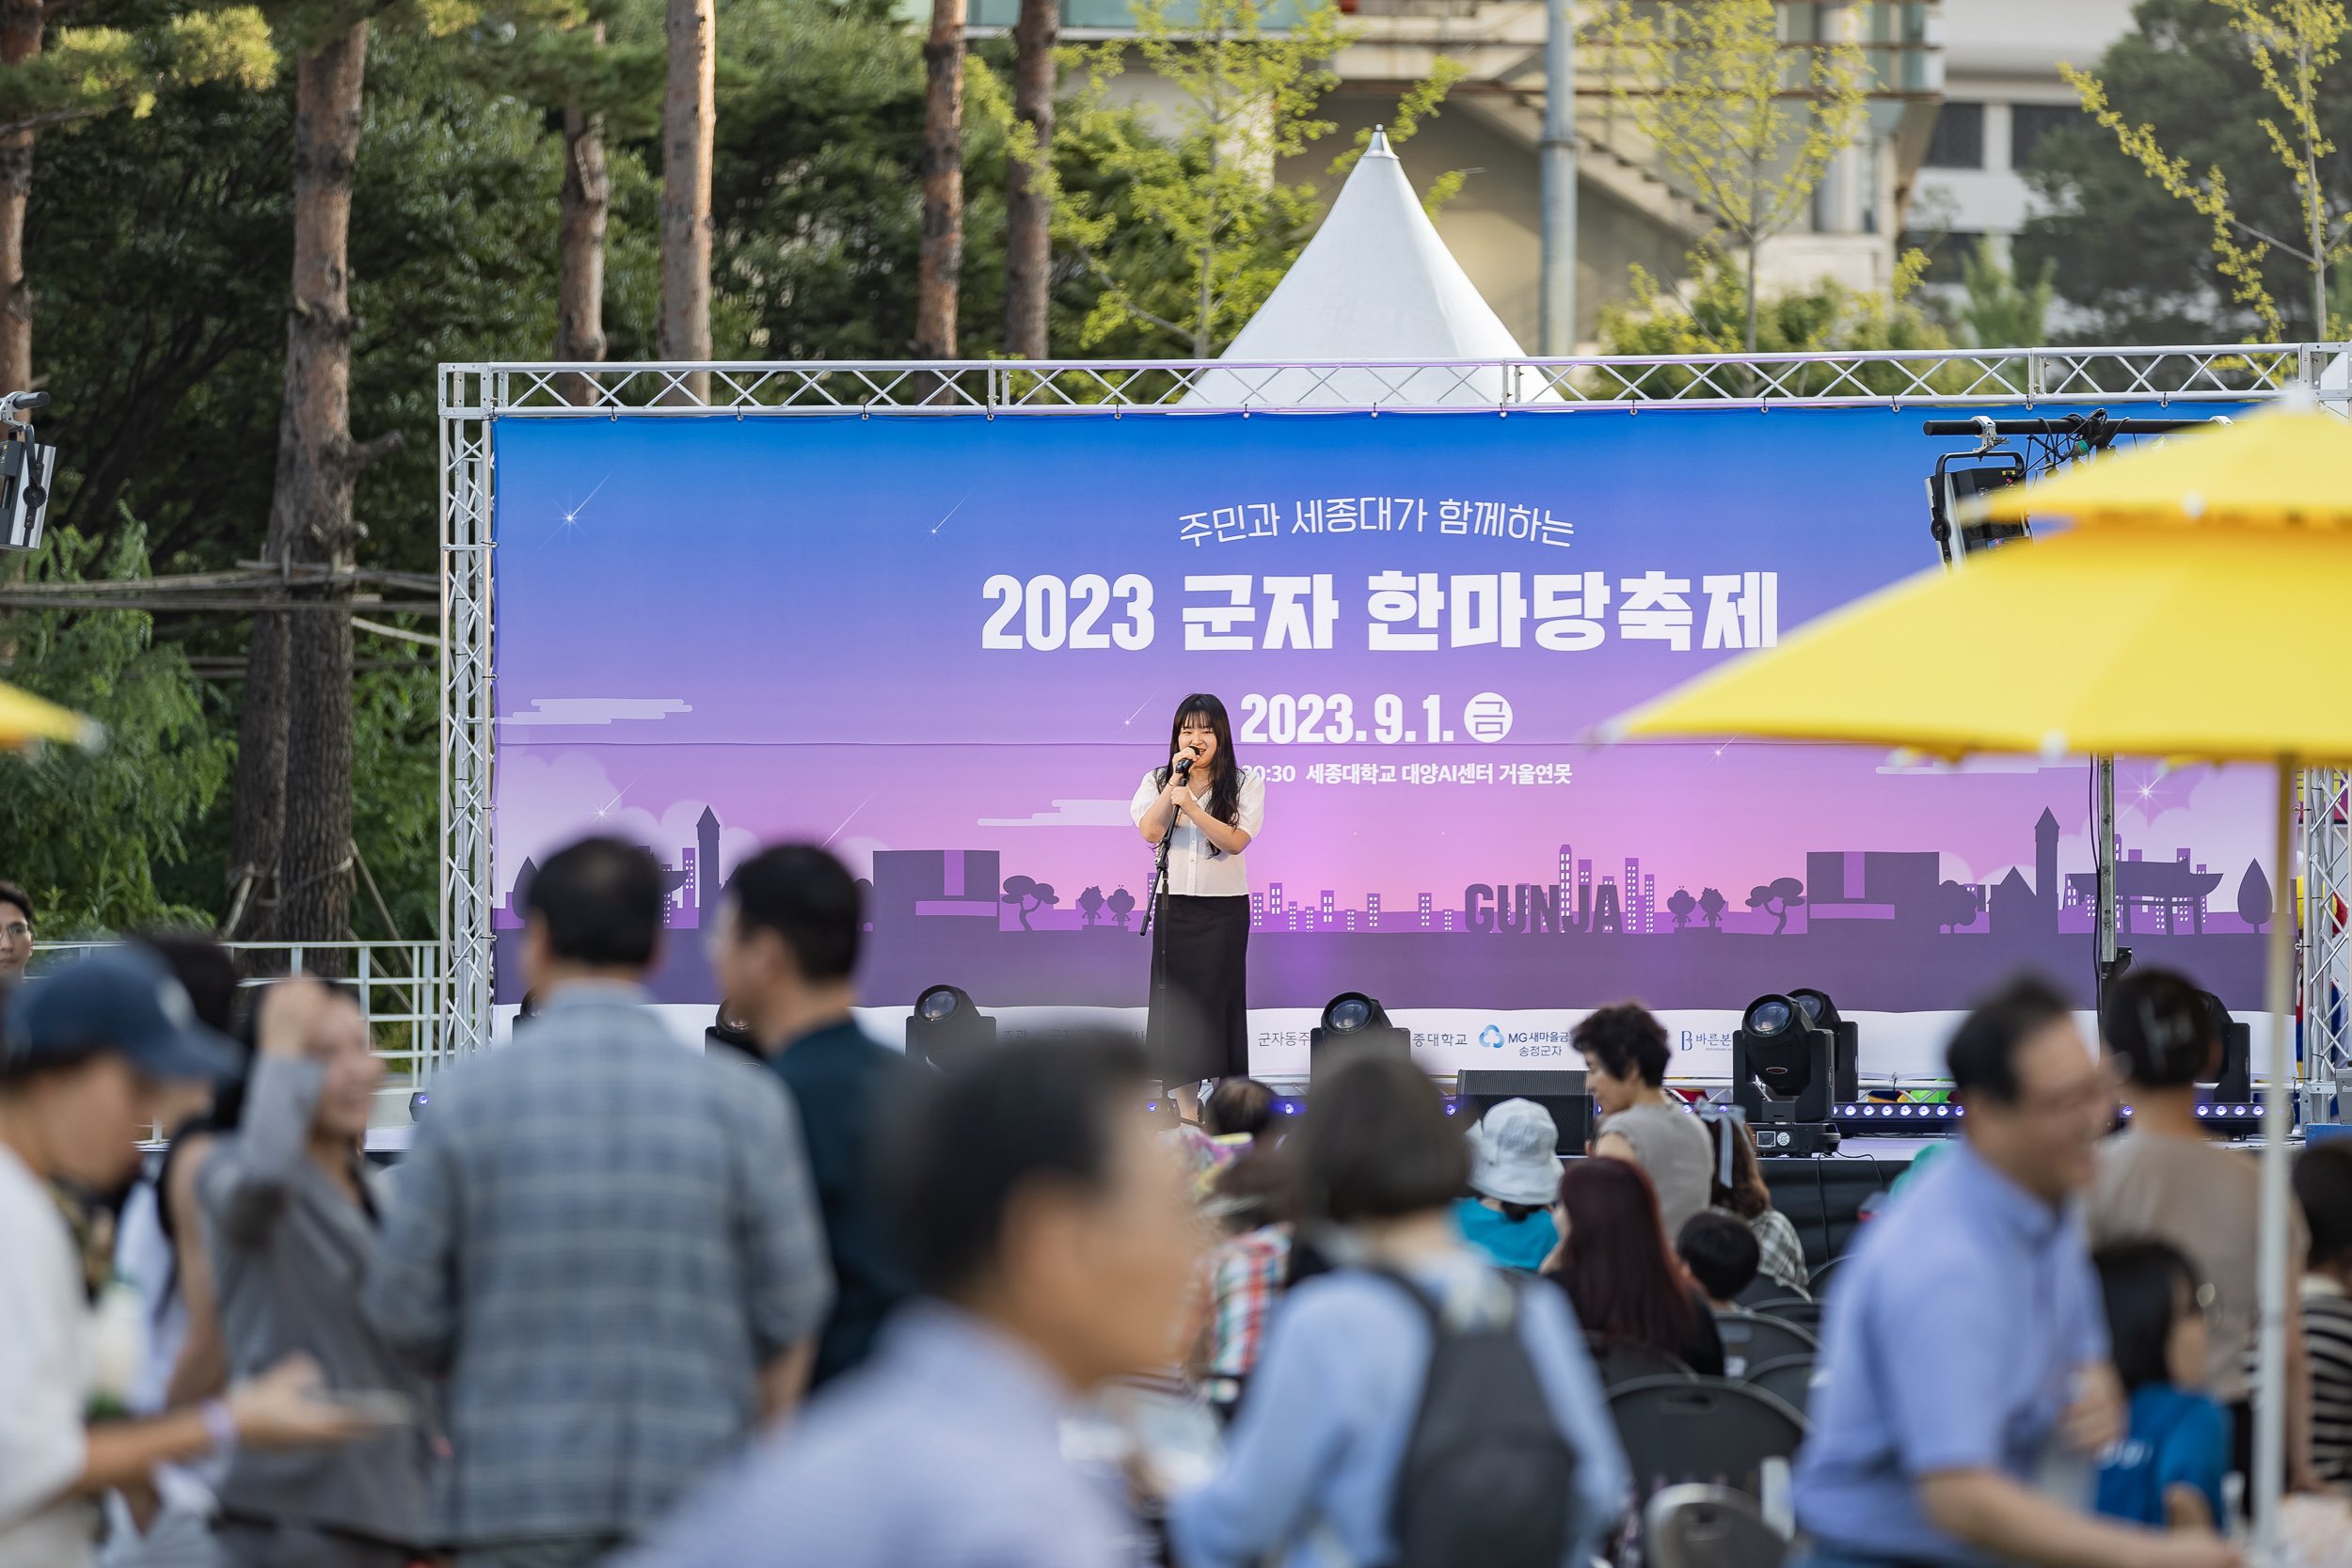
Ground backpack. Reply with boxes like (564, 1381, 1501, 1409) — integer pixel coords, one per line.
(1375, 1268, 1580, 1568)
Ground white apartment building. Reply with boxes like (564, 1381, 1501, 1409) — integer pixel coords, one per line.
(959, 0, 2143, 349)
(1901, 0, 2136, 289)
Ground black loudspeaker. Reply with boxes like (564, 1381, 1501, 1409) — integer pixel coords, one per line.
(2211, 1021, 2252, 1104)
(906, 983, 996, 1070)
(1456, 1069, 1593, 1154)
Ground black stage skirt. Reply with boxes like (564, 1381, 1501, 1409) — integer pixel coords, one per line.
(1147, 893, 1250, 1085)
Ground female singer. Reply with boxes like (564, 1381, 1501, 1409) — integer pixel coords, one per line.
(1131, 694, 1263, 1121)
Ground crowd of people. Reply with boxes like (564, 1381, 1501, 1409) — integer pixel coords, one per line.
(2, 845, 2350, 1568)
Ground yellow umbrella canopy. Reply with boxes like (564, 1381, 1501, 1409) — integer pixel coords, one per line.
(1606, 522, 2352, 762)
(1609, 388, 2350, 1560)
(0, 679, 101, 751)
(1967, 400, 2352, 530)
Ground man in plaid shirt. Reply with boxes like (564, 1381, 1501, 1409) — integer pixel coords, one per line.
(369, 838, 834, 1568)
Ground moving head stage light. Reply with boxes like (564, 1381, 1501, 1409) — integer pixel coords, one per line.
(1923, 409, 2222, 569)
(1731, 990, 1857, 1152)
(1310, 990, 1411, 1079)
(906, 983, 994, 1070)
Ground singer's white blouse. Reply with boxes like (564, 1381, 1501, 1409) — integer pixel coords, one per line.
(1129, 768, 1265, 898)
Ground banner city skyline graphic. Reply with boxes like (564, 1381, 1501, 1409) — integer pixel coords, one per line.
(488, 406, 2272, 1073)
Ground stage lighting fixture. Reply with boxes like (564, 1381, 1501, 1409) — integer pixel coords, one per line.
(1733, 992, 1836, 1125)
(2197, 990, 2252, 1104)
(0, 390, 52, 552)
(1787, 987, 1862, 1102)
(1309, 990, 1412, 1078)
(1831, 1100, 1964, 1138)
(1927, 443, 2027, 568)
(905, 982, 995, 1070)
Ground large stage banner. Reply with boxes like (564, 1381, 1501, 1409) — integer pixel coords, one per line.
(488, 406, 2275, 1078)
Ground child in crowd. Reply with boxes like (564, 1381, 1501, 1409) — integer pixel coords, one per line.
(2296, 1139, 2352, 1488)
(2092, 1241, 2232, 1533)
(1187, 1152, 1291, 1424)
(1453, 1099, 1562, 1272)
(1677, 1210, 1762, 1312)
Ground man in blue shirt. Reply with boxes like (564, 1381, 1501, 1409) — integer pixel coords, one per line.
(1792, 975, 2237, 1568)
(710, 844, 913, 1389)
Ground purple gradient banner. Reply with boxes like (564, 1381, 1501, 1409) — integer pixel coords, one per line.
(488, 407, 2273, 1075)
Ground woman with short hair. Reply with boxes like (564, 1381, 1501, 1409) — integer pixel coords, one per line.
(1578, 1002, 1716, 1243)
(1169, 1056, 1627, 1568)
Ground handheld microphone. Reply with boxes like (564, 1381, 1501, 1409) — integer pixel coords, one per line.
(1174, 753, 1193, 778)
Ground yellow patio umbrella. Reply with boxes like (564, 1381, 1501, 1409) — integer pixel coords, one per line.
(1966, 398, 2352, 531)
(0, 678, 101, 752)
(1605, 391, 2352, 1559)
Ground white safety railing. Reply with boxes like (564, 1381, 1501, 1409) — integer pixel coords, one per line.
(30, 940, 452, 1121)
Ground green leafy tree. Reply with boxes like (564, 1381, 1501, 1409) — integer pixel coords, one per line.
(1957, 235, 2054, 349)
(0, 521, 231, 934)
(0, 0, 278, 401)
(1043, 0, 1462, 356)
(2060, 0, 2346, 339)
(1598, 248, 1954, 395)
(1592, 0, 1867, 351)
(2022, 0, 2352, 341)
(37, 35, 631, 933)
(709, 0, 926, 357)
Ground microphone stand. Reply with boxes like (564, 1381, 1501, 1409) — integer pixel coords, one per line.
(1138, 758, 1191, 940)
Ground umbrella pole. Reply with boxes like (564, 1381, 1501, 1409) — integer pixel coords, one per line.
(2254, 756, 2296, 1560)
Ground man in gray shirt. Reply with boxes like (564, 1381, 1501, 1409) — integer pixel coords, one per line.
(369, 838, 833, 1568)
(614, 1036, 1201, 1568)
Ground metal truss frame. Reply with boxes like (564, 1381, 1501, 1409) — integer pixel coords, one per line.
(2305, 769, 2351, 1120)
(437, 344, 2348, 1061)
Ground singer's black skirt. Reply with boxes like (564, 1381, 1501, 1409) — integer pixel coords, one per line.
(1147, 893, 1250, 1085)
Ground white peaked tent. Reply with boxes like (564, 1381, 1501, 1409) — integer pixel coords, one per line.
(1181, 129, 1559, 408)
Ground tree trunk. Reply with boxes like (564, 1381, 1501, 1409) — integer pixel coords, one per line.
(555, 85, 610, 406)
(272, 22, 380, 958)
(658, 0, 713, 403)
(224, 609, 287, 939)
(915, 0, 965, 361)
(0, 0, 41, 398)
(1003, 0, 1056, 360)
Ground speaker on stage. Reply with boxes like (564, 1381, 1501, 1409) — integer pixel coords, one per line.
(1455, 1069, 1592, 1154)
(906, 983, 995, 1070)
(2200, 990, 2252, 1104)
(1310, 991, 1412, 1080)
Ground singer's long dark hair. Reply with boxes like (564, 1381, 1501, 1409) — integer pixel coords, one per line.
(1153, 693, 1242, 829)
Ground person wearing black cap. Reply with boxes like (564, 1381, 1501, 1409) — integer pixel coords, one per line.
(0, 948, 365, 1568)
